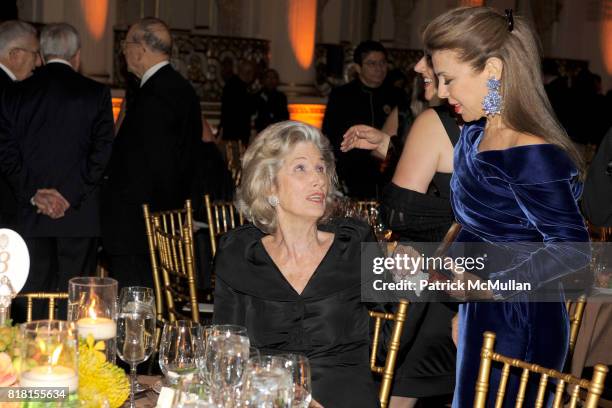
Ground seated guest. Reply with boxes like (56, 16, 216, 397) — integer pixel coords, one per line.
(254, 68, 289, 132)
(212, 120, 380, 408)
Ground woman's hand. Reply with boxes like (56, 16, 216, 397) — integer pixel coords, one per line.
(445, 269, 493, 301)
(341, 125, 391, 158)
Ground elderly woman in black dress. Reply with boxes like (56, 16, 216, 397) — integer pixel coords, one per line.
(212, 120, 380, 408)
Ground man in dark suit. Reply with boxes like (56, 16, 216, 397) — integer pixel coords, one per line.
(0, 23, 113, 320)
(322, 40, 403, 199)
(254, 68, 289, 132)
(101, 18, 202, 289)
(0, 20, 41, 230)
(219, 60, 256, 145)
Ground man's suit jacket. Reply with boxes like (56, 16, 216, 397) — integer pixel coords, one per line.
(101, 64, 202, 255)
(0, 63, 114, 237)
(0, 68, 18, 229)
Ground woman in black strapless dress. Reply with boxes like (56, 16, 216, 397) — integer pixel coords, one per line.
(342, 55, 459, 407)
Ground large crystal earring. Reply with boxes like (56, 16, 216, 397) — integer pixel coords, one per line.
(482, 78, 502, 116)
(267, 195, 279, 207)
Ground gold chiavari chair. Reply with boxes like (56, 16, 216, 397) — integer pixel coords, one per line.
(204, 194, 245, 258)
(369, 299, 409, 408)
(474, 331, 609, 408)
(143, 200, 199, 323)
(566, 295, 587, 362)
(586, 220, 612, 242)
(224, 140, 245, 186)
(16, 292, 68, 322)
(355, 200, 380, 224)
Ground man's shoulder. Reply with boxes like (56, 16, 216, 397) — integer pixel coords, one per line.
(330, 79, 360, 96)
(148, 65, 197, 98)
(44, 64, 107, 93)
(0, 69, 12, 88)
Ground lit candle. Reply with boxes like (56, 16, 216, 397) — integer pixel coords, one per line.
(76, 297, 116, 340)
(76, 316, 116, 340)
(20, 365, 78, 392)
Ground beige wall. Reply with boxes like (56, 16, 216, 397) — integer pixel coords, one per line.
(16, 0, 612, 91)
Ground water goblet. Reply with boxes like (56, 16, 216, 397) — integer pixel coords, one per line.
(117, 287, 156, 408)
(159, 321, 203, 385)
(279, 354, 311, 408)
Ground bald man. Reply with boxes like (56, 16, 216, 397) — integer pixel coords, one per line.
(101, 18, 202, 288)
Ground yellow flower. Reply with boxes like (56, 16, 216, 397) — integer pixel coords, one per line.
(78, 340, 129, 408)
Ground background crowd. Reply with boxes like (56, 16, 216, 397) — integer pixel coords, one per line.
(1, 4, 611, 407)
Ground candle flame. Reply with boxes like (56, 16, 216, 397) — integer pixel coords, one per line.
(88, 297, 97, 319)
(50, 344, 63, 366)
(38, 340, 47, 354)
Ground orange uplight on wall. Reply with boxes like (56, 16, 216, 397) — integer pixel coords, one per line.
(288, 104, 326, 129)
(288, 0, 317, 69)
(458, 0, 484, 6)
(111, 97, 123, 123)
(602, 13, 612, 75)
(80, 0, 108, 41)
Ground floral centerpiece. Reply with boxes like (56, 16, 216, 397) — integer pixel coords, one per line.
(0, 322, 129, 408)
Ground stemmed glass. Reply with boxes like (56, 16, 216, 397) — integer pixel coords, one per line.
(159, 321, 203, 385)
(241, 355, 293, 408)
(280, 354, 312, 408)
(116, 287, 157, 408)
(199, 325, 247, 385)
(207, 333, 250, 405)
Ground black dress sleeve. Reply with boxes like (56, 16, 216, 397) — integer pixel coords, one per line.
(212, 275, 246, 325)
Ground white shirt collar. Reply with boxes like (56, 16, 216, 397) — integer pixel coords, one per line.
(0, 63, 17, 81)
(46, 59, 74, 69)
(140, 61, 170, 87)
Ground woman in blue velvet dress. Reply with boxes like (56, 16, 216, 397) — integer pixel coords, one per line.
(422, 7, 590, 407)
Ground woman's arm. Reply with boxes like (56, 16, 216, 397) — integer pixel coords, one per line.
(340, 108, 399, 159)
(392, 108, 452, 193)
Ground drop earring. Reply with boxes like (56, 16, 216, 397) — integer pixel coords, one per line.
(482, 78, 502, 116)
(267, 195, 279, 207)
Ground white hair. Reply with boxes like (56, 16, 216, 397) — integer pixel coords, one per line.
(40, 23, 80, 61)
(0, 20, 37, 56)
(236, 121, 339, 234)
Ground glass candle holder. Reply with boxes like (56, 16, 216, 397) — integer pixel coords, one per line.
(68, 277, 118, 362)
(19, 320, 79, 407)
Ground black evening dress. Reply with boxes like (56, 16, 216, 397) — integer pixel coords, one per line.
(212, 217, 380, 408)
(380, 105, 459, 398)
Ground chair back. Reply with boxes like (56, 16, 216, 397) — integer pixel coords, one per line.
(204, 194, 245, 258)
(16, 292, 69, 322)
(475, 331, 608, 408)
(369, 299, 409, 408)
(143, 200, 199, 322)
(224, 140, 245, 186)
(566, 295, 586, 362)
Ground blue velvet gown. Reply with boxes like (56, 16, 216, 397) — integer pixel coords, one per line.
(450, 120, 590, 407)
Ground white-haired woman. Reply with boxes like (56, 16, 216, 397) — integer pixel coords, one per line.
(213, 121, 380, 408)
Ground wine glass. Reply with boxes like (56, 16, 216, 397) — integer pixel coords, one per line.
(207, 333, 250, 404)
(159, 321, 203, 385)
(117, 287, 156, 408)
(242, 355, 293, 408)
(199, 325, 247, 385)
(172, 376, 219, 408)
(279, 354, 312, 408)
